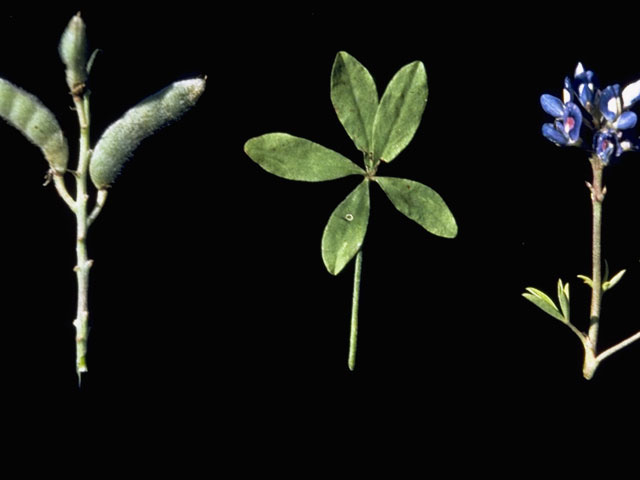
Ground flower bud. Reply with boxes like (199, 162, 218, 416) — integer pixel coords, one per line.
(90, 77, 206, 188)
(0, 77, 69, 173)
(59, 13, 89, 93)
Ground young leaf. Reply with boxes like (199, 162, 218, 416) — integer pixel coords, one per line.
(321, 180, 370, 275)
(577, 274, 593, 288)
(0, 77, 68, 173)
(523, 287, 566, 323)
(244, 133, 365, 182)
(90, 77, 206, 189)
(330, 51, 378, 154)
(603, 269, 626, 291)
(372, 61, 427, 163)
(557, 279, 570, 322)
(375, 176, 457, 238)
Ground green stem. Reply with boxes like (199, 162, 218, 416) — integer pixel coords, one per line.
(52, 173, 76, 211)
(88, 189, 108, 226)
(596, 330, 640, 365)
(72, 92, 93, 384)
(584, 155, 605, 379)
(348, 249, 363, 371)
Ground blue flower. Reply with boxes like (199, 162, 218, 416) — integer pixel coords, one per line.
(593, 129, 620, 164)
(570, 63, 598, 109)
(541, 95, 582, 146)
(541, 63, 640, 165)
(600, 84, 638, 129)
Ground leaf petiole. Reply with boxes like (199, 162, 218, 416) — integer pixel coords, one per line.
(348, 249, 363, 371)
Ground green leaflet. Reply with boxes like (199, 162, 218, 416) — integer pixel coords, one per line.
(578, 268, 626, 291)
(244, 133, 365, 182)
(330, 51, 378, 156)
(321, 180, 370, 275)
(557, 279, 570, 323)
(376, 176, 457, 238)
(90, 78, 206, 189)
(604, 269, 626, 291)
(523, 287, 566, 323)
(372, 61, 427, 163)
(0, 77, 68, 173)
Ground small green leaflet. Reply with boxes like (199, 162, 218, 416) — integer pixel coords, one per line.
(330, 51, 378, 156)
(244, 133, 365, 181)
(523, 286, 567, 323)
(321, 180, 370, 275)
(372, 61, 427, 163)
(376, 176, 457, 238)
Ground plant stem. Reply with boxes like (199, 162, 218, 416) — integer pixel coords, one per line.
(596, 330, 640, 364)
(348, 249, 363, 371)
(88, 189, 108, 226)
(72, 92, 93, 384)
(580, 156, 640, 379)
(52, 173, 76, 211)
(584, 155, 605, 379)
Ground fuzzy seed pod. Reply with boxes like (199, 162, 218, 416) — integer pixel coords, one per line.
(0, 77, 69, 173)
(59, 13, 89, 93)
(89, 77, 206, 189)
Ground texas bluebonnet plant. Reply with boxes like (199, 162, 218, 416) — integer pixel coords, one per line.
(524, 63, 640, 379)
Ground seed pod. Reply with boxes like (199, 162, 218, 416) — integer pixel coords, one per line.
(0, 77, 69, 173)
(90, 77, 206, 189)
(59, 13, 89, 93)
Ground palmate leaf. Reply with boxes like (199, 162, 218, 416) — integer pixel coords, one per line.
(372, 61, 428, 163)
(244, 133, 365, 181)
(321, 180, 370, 275)
(375, 176, 457, 238)
(330, 51, 379, 155)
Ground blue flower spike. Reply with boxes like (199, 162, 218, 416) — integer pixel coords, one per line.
(541, 63, 640, 165)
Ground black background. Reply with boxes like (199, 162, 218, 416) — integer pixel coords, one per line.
(2, 3, 639, 465)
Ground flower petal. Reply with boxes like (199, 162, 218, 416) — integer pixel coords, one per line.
(614, 111, 637, 130)
(574, 69, 597, 107)
(594, 129, 619, 165)
(540, 94, 565, 117)
(619, 130, 639, 152)
(600, 85, 622, 122)
(622, 79, 640, 108)
(563, 102, 582, 142)
(563, 77, 573, 104)
(542, 123, 568, 146)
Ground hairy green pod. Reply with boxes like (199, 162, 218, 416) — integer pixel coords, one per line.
(59, 13, 89, 92)
(90, 77, 206, 189)
(0, 78, 68, 173)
